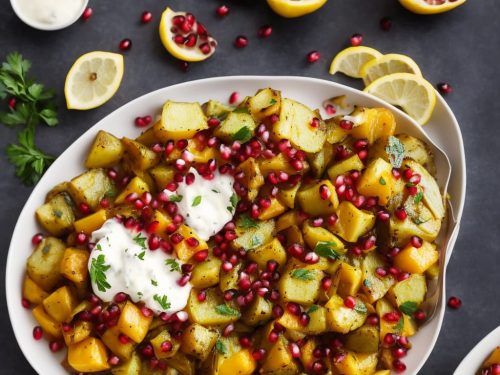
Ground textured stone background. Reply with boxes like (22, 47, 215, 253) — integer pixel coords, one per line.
(0, 0, 497, 373)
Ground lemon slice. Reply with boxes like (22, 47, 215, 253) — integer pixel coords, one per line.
(329, 47, 383, 79)
(360, 54, 422, 86)
(64, 51, 124, 110)
(399, 0, 466, 14)
(364, 73, 436, 125)
(266, 0, 328, 18)
(159, 7, 217, 62)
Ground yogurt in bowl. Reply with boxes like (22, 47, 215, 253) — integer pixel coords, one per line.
(10, 0, 88, 31)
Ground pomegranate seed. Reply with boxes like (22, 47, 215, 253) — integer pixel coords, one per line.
(375, 267, 387, 277)
(239, 336, 251, 348)
(268, 330, 279, 343)
(160, 340, 173, 352)
(141, 11, 153, 23)
(33, 326, 43, 340)
(394, 208, 407, 221)
(410, 236, 423, 248)
(383, 311, 401, 323)
(141, 307, 153, 317)
(221, 261, 233, 272)
(339, 119, 354, 130)
(185, 237, 199, 247)
(258, 24, 273, 38)
(333, 352, 346, 363)
(286, 302, 301, 316)
(49, 341, 63, 352)
(270, 305, 284, 319)
(352, 246, 362, 257)
(179, 61, 189, 72)
(114, 292, 127, 303)
(252, 348, 266, 361)
(393, 359, 407, 373)
(350, 33, 363, 46)
(437, 82, 452, 95)
(82, 7, 93, 21)
(119, 38, 132, 51)
(380, 17, 392, 31)
(414, 309, 426, 321)
(404, 168, 414, 180)
(353, 139, 368, 150)
(234, 35, 248, 49)
(8, 97, 16, 109)
(319, 184, 331, 200)
(290, 159, 304, 171)
(363, 235, 376, 250)
(304, 251, 320, 264)
(108, 355, 120, 366)
(321, 277, 332, 291)
(79, 202, 90, 214)
(344, 296, 356, 309)
(216, 5, 230, 17)
(193, 249, 208, 262)
(409, 173, 421, 185)
(199, 42, 211, 54)
(377, 210, 390, 222)
(367, 314, 379, 326)
(229, 91, 239, 105)
(31, 233, 44, 245)
(310, 117, 320, 128)
(299, 312, 310, 326)
(288, 243, 304, 258)
(312, 361, 325, 373)
(325, 104, 336, 115)
(289, 342, 301, 358)
(76, 232, 88, 245)
(448, 296, 462, 309)
(384, 333, 396, 346)
(326, 214, 338, 226)
(492, 365, 500, 375)
(407, 185, 418, 196)
(142, 344, 154, 357)
(177, 274, 191, 287)
(389, 247, 401, 258)
(119, 333, 131, 344)
(170, 233, 184, 244)
(307, 50, 321, 63)
(185, 33, 198, 47)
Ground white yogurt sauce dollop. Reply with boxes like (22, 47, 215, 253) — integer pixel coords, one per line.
(165, 168, 236, 241)
(14, 0, 85, 27)
(88, 219, 191, 315)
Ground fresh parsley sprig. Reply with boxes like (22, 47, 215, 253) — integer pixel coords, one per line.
(0, 52, 58, 185)
(89, 254, 111, 292)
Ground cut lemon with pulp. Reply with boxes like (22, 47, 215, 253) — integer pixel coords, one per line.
(159, 7, 217, 62)
(65, 51, 124, 110)
(364, 73, 436, 125)
(266, 0, 328, 18)
(329, 47, 383, 79)
(361, 54, 422, 86)
(399, 0, 466, 14)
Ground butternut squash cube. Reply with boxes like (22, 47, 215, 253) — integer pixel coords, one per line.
(22, 276, 49, 305)
(32, 304, 61, 338)
(350, 107, 396, 144)
(85, 130, 124, 168)
(394, 241, 438, 274)
(74, 209, 107, 235)
(115, 176, 150, 204)
(328, 201, 375, 243)
(297, 180, 339, 216)
(117, 301, 153, 343)
(334, 263, 363, 298)
(325, 295, 367, 334)
(483, 348, 500, 368)
(68, 337, 110, 373)
(102, 326, 136, 360)
(258, 197, 286, 221)
(180, 323, 218, 360)
(155, 101, 208, 141)
(151, 329, 180, 359)
(190, 257, 222, 288)
(247, 238, 287, 269)
(61, 248, 90, 284)
(63, 320, 93, 346)
(261, 335, 298, 374)
(43, 286, 78, 323)
(219, 349, 256, 375)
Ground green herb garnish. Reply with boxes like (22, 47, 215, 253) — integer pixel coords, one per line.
(192, 195, 202, 207)
(169, 194, 183, 203)
(399, 301, 418, 316)
(379, 177, 386, 185)
(232, 126, 252, 143)
(250, 235, 263, 248)
(133, 233, 147, 249)
(1, 52, 58, 185)
(233, 107, 250, 114)
(137, 251, 146, 260)
(215, 340, 227, 355)
(151, 279, 158, 287)
(306, 305, 319, 314)
(291, 269, 314, 281)
(153, 294, 171, 310)
(385, 136, 405, 169)
(314, 241, 341, 260)
(354, 303, 368, 314)
(363, 279, 372, 288)
(230, 193, 238, 208)
(165, 258, 181, 272)
(89, 254, 111, 292)
(215, 304, 240, 317)
(269, 98, 277, 105)
(238, 214, 258, 229)
(414, 191, 424, 204)
(394, 317, 404, 332)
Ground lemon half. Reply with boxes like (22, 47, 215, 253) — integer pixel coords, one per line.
(360, 54, 422, 86)
(64, 51, 124, 110)
(364, 73, 436, 125)
(329, 47, 383, 79)
(266, 0, 328, 18)
(399, 0, 466, 15)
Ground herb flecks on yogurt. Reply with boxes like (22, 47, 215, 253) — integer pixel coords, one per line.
(88, 219, 191, 314)
(165, 168, 237, 241)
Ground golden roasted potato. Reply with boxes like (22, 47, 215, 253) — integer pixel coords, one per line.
(279, 263, 323, 304)
(327, 154, 364, 181)
(151, 329, 180, 359)
(297, 180, 339, 216)
(233, 219, 275, 250)
(26, 237, 66, 291)
(247, 88, 281, 121)
(155, 101, 208, 141)
(328, 201, 375, 243)
(63, 320, 93, 346)
(67, 337, 110, 372)
(186, 288, 240, 326)
(181, 323, 218, 360)
(247, 238, 287, 269)
(325, 294, 367, 334)
(204, 99, 232, 119)
(191, 257, 222, 289)
(345, 324, 380, 353)
(68, 168, 114, 210)
(42, 286, 78, 323)
(85, 130, 124, 168)
(333, 350, 378, 375)
(32, 304, 61, 338)
(22, 276, 49, 305)
(357, 158, 397, 206)
(122, 137, 160, 171)
(214, 111, 257, 143)
(36, 193, 75, 236)
(111, 352, 142, 375)
(117, 301, 153, 343)
(261, 335, 298, 374)
(360, 252, 395, 303)
(242, 295, 273, 326)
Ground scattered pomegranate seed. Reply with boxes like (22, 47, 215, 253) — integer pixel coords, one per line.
(491, 365, 500, 375)
(31, 233, 44, 245)
(410, 236, 423, 248)
(344, 296, 356, 309)
(383, 311, 401, 323)
(239, 336, 251, 348)
(414, 309, 426, 321)
(33, 326, 43, 340)
(393, 359, 407, 373)
(234, 35, 248, 48)
(383, 333, 396, 346)
(76, 232, 88, 245)
(118, 333, 131, 344)
(350, 33, 363, 46)
(448, 296, 462, 309)
(216, 5, 230, 17)
(49, 340, 63, 352)
(114, 292, 128, 303)
(299, 312, 310, 326)
(21, 297, 30, 309)
(321, 276, 332, 291)
(367, 314, 379, 326)
(319, 184, 331, 200)
(141, 344, 154, 357)
(119, 38, 132, 51)
(312, 361, 325, 373)
(437, 82, 452, 95)
(252, 348, 266, 361)
(380, 17, 392, 31)
(258, 24, 272, 38)
(394, 208, 407, 221)
(229, 91, 239, 105)
(307, 50, 321, 63)
(141, 11, 153, 24)
(179, 61, 189, 72)
(289, 342, 301, 358)
(8, 97, 16, 109)
(82, 7, 93, 21)
(339, 119, 354, 130)
(160, 340, 173, 352)
(141, 307, 153, 317)
(108, 355, 120, 366)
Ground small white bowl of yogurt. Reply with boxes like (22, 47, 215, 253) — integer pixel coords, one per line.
(10, 0, 89, 31)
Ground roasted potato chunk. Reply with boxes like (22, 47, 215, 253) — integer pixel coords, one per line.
(297, 180, 339, 216)
(247, 88, 281, 121)
(27, 237, 66, 291)
(36, 193, 75, 236)
(68, 168, 114, 210)
(328, 201, 376, 243)
(325, 295, 367, 334)
(67, 337, 110, 373)
(181, 323, 218, 360)
(85, 130, 124, 168)
(122, 137, 160, 171)
(186, 288, 240, 325)
(214, 111, 257, 143)
(155, 101, 208, 141)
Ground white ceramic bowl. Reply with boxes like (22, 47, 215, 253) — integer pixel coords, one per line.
(454, 326, 500, 375)
(5, 76, 466, 374)
(10, 0, 88, 31)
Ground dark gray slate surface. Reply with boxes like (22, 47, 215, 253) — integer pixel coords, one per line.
(0, 0, 497, 373)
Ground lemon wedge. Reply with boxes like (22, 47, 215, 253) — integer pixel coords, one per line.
(64, 51, 124, 110)
(364, 73, 436, 125)
(159, 7, 217, 62)
(399, 0, 466, 14)
(266, 0, 328, 18)
(360, 54, 422, 86)
(329, 47, 383, 78)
